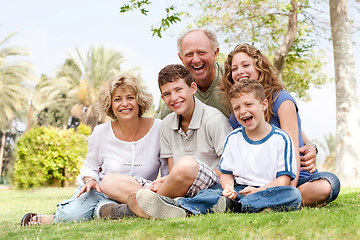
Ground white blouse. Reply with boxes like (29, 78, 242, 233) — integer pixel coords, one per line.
(76, 118, 167, 185)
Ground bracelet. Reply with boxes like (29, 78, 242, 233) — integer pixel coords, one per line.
(305, 142, 318, 155)
(84, 178, 97, 185)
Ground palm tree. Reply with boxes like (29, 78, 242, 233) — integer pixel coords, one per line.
(0, 31, 35, 177)
(318, 133, 336, 172)
(36, 45, 132, 130)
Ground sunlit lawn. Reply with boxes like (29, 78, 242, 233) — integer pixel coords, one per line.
(0, 186, 359, 240)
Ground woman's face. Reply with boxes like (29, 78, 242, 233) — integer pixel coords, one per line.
(111, 87, 139, 120)
(231, 52, 260, 83)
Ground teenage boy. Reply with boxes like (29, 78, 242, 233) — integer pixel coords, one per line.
(134, 79, 302, 218)
(129, 64, 231, 219)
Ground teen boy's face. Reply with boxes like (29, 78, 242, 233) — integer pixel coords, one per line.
(160, 78, 197, 116)
(230, 92, 268, 131)
(231, 52, 260, 82)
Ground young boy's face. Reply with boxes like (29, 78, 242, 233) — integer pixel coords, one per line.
(230, 92, 268, 131)
(160, 78, 197, 116)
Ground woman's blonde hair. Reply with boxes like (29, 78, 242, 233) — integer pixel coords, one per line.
(220, 43, 285, 122)
(97, 74, 153, 119)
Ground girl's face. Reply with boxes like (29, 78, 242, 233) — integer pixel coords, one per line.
(231, 52, 260, 83)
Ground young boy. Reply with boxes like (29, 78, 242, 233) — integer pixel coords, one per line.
(134, 79, 302, 218)
(129, 64, 231, 219)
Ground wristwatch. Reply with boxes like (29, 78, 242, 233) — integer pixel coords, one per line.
(305, 142, 318, 154)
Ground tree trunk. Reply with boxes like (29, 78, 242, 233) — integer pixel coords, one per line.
(330, 0, 360, 187)
(0, 132, 5, 178)
(273, 0, 298, 77)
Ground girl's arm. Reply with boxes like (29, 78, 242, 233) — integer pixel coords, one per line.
(277, 100, 300, 187)
(300, 131, 317, 173)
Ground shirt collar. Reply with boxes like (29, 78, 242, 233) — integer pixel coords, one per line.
(170, 97, 204, 130)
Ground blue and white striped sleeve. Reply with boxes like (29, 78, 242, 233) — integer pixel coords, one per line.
(275, 129, 297, 180)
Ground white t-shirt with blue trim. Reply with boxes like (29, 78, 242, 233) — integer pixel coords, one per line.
(219, 124, 297, 187)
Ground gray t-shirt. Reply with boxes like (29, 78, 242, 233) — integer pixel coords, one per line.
(160, 97, 232, 169)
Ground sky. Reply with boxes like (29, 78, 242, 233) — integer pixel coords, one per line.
(1, 0, 359, 161)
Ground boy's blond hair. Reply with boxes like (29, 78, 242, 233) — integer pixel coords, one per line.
(229, 79, 266, 103)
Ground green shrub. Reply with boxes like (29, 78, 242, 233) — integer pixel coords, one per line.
(76, 123, 92, 136)
(13, 126, 88, 189)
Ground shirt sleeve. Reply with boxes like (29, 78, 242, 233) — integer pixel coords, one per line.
(160, 118, 173, 159)
(76, 126, 102, 185)
(276, 130, 297, 180)
(219, 133, 235, 174)
(206, 112, 233, 157)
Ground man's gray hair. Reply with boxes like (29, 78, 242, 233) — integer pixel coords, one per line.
(177, 29, 219, 56)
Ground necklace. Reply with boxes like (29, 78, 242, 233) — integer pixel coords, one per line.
(119, 118, 140, 142)
(129, 119, 140, 142)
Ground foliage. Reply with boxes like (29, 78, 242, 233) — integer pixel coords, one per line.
(0, 30, 36, 130)
(33, 46, 129, 129)
(76, 123, 92, 136)
(318, 132, 336, 172)
(0, 187, 360, 239)
(120, 0, 181, 37)
(33, 66, 79, 129)
(119, 0, 329, 100)
(0, 129, 22, 183)
(13, 126, 88, 189)
(187, 0, 328, 100)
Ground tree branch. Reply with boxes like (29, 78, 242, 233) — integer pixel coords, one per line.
(273, 0, 298, 76)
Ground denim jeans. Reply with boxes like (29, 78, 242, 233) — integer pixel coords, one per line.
(177, 183, 302, 215)
(297, 171, 340, 203)
(53, 186, 117, 223)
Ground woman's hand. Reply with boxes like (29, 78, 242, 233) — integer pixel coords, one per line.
(299, 144, 317, 173)
(77, 178, 101, 198)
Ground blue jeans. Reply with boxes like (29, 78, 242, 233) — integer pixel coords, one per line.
(177, 183, 302, 215)
(297, 171, 340, 203)
(53, 186, 117, 223)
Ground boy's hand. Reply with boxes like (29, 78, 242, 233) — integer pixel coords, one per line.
(222, 188, 237, 200)
(238, 186, 259, 196)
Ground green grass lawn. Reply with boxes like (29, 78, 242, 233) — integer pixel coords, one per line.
(0, 187, 359, 240)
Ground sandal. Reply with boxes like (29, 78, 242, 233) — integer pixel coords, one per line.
(21, 213, 42, 226)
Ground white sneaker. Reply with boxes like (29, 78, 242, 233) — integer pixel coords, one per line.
(136, 189, 187, 219)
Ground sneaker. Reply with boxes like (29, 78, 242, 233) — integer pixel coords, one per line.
(128, 192, 151, 219)
(213, 196, 239, 213)
(135, 189, 186, 219)
(96, 202, 135, 219)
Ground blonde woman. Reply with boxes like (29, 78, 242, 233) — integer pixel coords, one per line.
(21, 74, 167, 225)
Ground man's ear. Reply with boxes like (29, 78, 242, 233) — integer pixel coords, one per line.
(213, 48, 219, 60)
(262, 99, 269, 111)
(178, 52, 184, 63)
